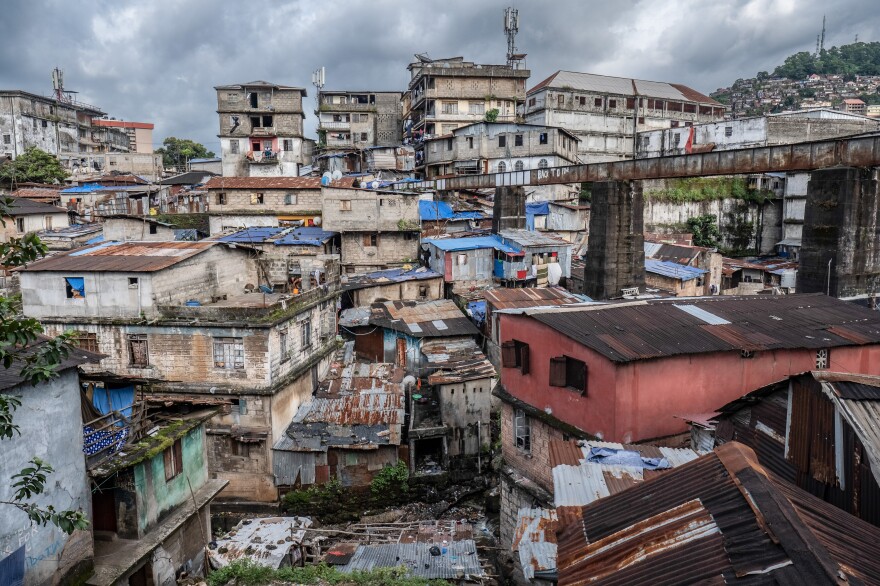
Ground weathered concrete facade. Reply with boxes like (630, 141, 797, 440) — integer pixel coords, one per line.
(102, 216, 177, 242)
(317, 91, 403, 149)
(798, 167, 880, 297)
(584, 180, 645, 299)
(215, 81, 308, 177)
(525, 71, 723, 163)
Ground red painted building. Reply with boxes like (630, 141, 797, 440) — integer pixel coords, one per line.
(498, 294, 880, 443)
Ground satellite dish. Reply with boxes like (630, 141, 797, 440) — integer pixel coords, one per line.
(321, 171, 331, 186)
(312, 216, 322, 226)
(331, 170, 343, 181)
(370, 181, 380, 189)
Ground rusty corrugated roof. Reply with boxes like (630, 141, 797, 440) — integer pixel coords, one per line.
(204, 176, 355, 190)
(556, 442, 880, 585)
(530, 294, 880, 364)
(485, 286, 582, 310)
(21, 240, 223, 273)
(422, 338, 496, 385)
(367, 299, 479, 338)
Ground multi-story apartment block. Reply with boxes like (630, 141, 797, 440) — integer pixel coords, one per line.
(215, 80, 310, 177)
(322, 187, 421, 273)
(402, 56, 530, 174)
(317, 90, 402, 150)
(422, 122, 579, 178)
(91, 118, 155, 153)
(524, 70, 725, 163)
(20, 240, 339, 503)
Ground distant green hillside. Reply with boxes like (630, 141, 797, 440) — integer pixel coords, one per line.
(773, 42, 880, 79)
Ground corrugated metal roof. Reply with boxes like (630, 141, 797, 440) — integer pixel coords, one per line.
(485, 286, 583, 310)
(530, 294, 880, 364)
(549, 439, 701, 509)
(363, 299, 480, 338)
(499, 228, 571, 248)
(205, 176, 354, 189)
(422, 338, 496, 384)
(513, 508, 558, 580)
(5, 196, 67, 216)
(337, 540, 484, 579)
(208, 517, 312, 569)
(645, 259, 707, 281)
(342, 266, 442, 291)
(20, 240, 223, 273)
(528, 70, 720, 105)
(556, 442, 880, 585)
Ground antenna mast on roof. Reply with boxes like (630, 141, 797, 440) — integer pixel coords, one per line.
(311, 66, 325, 132)
(820, 15, 826, 53)
(503, 7, 525, 69)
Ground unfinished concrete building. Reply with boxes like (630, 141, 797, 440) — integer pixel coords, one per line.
(215, 81, 310, 177)
(317, 90, 403, 150)
(403, 56, 530, 174)
(524, 71, 724, 163)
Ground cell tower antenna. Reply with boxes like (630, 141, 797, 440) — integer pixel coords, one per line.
(820, 15, 826, 53)
(52, 67, 64, 101)
(503, 7, 525, 69)
(855, 33, 859, 43)
(815, 34, 820, 57)
(311, 66, 325, 121)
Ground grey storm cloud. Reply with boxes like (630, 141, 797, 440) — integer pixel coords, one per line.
(1, 0, 877, 151)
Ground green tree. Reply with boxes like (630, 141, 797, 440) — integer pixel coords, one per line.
(686, 214, 721, 248)
(0, 197, 86, 534)
(154, 137, 215, 168)
(484, 108, 500, 123)
(0, 147, 69, 186)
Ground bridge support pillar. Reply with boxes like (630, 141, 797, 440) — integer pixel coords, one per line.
(584, 180, 645, 300)
(798, 167, 880, 298)
(492, 186, 527, 233)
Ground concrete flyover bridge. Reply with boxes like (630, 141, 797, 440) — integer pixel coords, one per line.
(392, 132, 880, 301)
(394, 132, 880, 189)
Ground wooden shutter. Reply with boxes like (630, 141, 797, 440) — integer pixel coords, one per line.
(519, 344, 530, 375)
(549, 356, 566, 387)
(501, 341, 517, 368)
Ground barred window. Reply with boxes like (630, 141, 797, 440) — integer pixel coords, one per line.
(127, 334, 149, 367)
(514, 409, 531, 452)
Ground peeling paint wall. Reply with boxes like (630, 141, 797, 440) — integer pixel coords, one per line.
(0, 369, 93, 585)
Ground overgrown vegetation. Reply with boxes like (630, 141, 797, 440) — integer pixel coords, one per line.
(0, 147, 69, 186)
(579, 182, 592, 203)
(686, 215, 721, 248)
(484, 108, 500, 123)
(774, 42, 880, 79)
(370, 461, 409, 497)
(153, 213, 209, 234)
(645, 177, 772, 204)
(206, 559, 448, 586)
(154, 136, 215, 168)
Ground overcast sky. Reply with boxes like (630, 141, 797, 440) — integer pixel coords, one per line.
(2, 0, 876, 152)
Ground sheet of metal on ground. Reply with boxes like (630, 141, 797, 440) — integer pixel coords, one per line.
(422, 338, 496, 385)
(513, 508, 558, 581)
(337, 541, 483, 580)
(208, 517, 312, 569)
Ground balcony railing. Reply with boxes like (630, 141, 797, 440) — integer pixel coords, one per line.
(251, 126, 276, 136)
(248, 153, 278, 164)
(319, 121, 351, 130)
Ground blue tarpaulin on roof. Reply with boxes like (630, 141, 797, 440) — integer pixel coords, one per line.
(85, 234, 104, 245)
(61, 183, 103, 193)
(645, 259, 707, 282)
(92, 385, 135, 418)
(419, 200, 483, 221)
(587, 447, 670, 470)
(423, 235, 522, 254)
